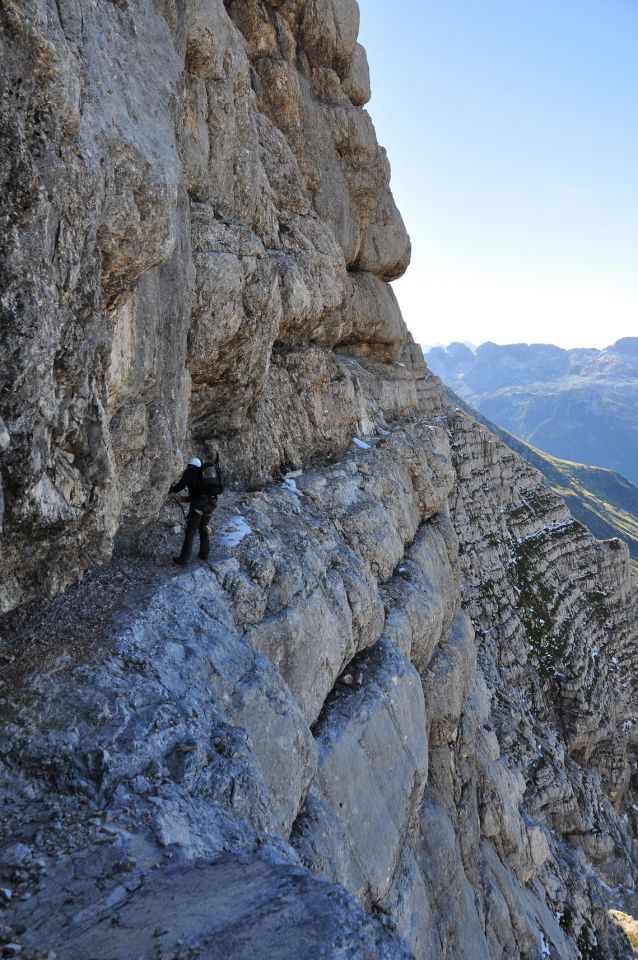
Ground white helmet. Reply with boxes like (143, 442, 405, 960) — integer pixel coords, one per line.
(187, 457, 202, 467)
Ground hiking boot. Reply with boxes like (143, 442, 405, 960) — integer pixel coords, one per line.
(172, 556, 188, 567)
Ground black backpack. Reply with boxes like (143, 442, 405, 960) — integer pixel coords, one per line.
(197, 461, 224, 498)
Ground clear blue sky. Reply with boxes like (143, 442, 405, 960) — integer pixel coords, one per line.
(358, 1, 638, 349)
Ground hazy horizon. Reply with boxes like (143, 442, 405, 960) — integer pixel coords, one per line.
(359, 2, 638, 352)
(422, 335, 636, 352)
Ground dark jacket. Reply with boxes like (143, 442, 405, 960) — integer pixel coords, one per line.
(171, 464, 201, 500)
(171, 463, 224, 512)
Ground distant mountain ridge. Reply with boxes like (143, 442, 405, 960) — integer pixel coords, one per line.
(448, 390, 638, 574)
(425, 338, 638, 486)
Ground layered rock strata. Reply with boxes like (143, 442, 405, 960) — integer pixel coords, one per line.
(1, 1, 638, 958)
(1, 416, 637, 958)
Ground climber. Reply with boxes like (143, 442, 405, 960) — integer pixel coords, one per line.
(169, 454, 224, 566)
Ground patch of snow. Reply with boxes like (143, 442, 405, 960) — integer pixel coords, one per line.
(378, 428, 391, 436)
(539, 932, 551, 957)
(517, 518, 575, 546)
(352, 437, 371, 450)
(219, 515, 252, 548)
(282, 476, 303, 496)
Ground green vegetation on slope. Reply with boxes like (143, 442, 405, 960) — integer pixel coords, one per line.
(450, 391, 638, 576)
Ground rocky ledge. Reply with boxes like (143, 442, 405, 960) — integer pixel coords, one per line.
(1, 411, 637, 959)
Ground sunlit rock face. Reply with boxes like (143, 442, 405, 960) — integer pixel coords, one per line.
(1, 2, 638, 959)
(0, 0, 415, 612)
(1, 414, 637, 958)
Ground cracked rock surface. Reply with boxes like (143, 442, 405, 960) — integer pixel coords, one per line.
(0, 0, 418, 612)
(1, 1, 637, 958)
(1, 419, 637, 958)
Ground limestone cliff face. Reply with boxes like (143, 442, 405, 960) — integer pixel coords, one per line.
(1, 0, 421, 612)
(1, 411, 637, 959)
(1, 3, 638, 959)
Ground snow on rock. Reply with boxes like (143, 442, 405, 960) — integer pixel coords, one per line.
(219, 516, 252, 548)
(283, 473, 304, 496)
(539, 932, 551, 957)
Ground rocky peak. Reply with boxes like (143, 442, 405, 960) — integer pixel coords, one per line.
(609, 337, 638, 358)
(425, 338, 638, 487)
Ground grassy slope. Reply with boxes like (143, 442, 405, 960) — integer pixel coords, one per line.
(449, 391, 638, 575)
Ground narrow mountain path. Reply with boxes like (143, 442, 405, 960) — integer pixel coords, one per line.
(0, 426, 404, 710)
(0, 492, 256, 707)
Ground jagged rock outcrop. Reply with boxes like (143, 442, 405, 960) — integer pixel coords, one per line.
(1, 2, 638, 959)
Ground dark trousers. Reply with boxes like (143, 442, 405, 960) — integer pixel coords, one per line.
(179, 506, 213, 563)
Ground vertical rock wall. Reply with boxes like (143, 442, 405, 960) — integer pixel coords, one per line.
(0, 0, 425, 612)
